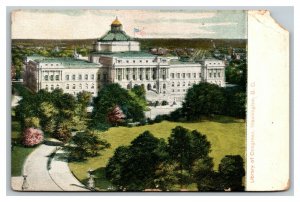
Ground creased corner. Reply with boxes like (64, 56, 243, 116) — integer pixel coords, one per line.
(248, 10, 289, 34)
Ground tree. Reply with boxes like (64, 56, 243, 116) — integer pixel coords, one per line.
(66, 130, 110, 161)
(22, 128, 44, 147)
(92, 84, 145, 126)
(223, 87, 246, 118)
(182, 82, 225, 120)
(107, 105, 126, 126)
(168, 126, 211, 172)
(219, 155, 245, 191)
(153, 162, 180, 191)
(24, 117, 40, 128)
(225, 59, 247, 90)
(105, 131, 167, 191)
(54, 121, 72, 143)
(192, 157, 222, 191)
(167, 126, 211, 188)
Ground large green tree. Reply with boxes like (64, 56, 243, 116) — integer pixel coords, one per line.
(182, 82, 225, 120)
(92, 84, 145, 127)
(167, 126, 211, 188)
(105, 131, 167, 191)
(65, 130, 110, 161)
(219, 155, 245, 191)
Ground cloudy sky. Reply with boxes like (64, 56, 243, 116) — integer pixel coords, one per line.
(11, 10, 247, 39)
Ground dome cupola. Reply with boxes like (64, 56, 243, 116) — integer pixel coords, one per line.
(111, 17, 122, 32)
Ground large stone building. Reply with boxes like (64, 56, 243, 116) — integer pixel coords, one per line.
(24, 18, 225, 104)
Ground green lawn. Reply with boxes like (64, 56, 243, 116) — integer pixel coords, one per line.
(11, 120, 35, 176)
(69, 116, 245, 190)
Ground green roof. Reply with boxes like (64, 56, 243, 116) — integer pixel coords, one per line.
(169, 59, 199, 65)
(98, 30, 132, 42)
(91, 51, 156, 58)
(34, 57, 100, 68)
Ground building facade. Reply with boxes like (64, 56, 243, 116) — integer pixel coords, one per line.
(24, 57, 100, 96)
(24, 18, 226, 104)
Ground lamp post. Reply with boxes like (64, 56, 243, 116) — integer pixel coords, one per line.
(21, 175, 29, 191)
(87, 169, 95, 191)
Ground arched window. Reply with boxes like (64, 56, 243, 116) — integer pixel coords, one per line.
(177, 82, 180, 87)
(153, 84, 156, 89)
(72, 74, 76, 80)
(85, 83, 88, 89)
(172, 82, 175, 87)
(65, 75, 69, 80)
(147, 84, 151, 90)
(188, 82, 191, 86)
(163, 84, 166, 89)
(91, 84, 95, 89)
(183, 82, 186, 87)
(78, 74, 82, 80)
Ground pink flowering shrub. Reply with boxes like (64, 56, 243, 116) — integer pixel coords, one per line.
(22, 128, 44, 147)
(107, 105, 126, 126)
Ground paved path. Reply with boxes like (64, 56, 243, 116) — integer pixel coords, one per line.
(20, 143, 88, 191)
(49, 149, 88, 191)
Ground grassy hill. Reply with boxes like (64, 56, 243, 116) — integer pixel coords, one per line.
(69, 116, 245, 190)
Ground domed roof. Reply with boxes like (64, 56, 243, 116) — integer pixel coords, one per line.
(97, 17, 132, 42)
(111, 17, 122, 26)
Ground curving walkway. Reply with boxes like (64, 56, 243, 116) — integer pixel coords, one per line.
(20, 142, 88, 191)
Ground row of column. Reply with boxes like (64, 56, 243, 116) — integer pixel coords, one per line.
(115, 67, 169, 81)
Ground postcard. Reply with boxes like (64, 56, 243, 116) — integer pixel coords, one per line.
(10, 9, 289, 192)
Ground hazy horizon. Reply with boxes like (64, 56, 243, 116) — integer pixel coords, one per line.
(11, 10, 247, 40)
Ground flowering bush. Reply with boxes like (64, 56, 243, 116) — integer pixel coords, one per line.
(107, 105, 126, 126)
(22, 128, 44, 147)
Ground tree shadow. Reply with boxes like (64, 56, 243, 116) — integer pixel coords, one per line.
(43, 139, 64, 146)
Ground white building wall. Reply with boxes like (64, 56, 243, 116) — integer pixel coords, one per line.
(28, 61, 101, 97)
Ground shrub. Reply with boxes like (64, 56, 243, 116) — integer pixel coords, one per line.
(161, 100, 169, 106)
(22, 128, 44, 147)
(24, 117, 40, 128)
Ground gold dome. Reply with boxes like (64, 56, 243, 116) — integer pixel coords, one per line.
(111, 17, 122, 26)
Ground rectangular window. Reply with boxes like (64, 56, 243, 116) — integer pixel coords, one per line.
(91, 74, 95, 80)
(50, 75, 54, 81)
(55, 75, 59, 81)
(85, 74, 88, 80)
(79, 74, 82, 80)
(187, 73, 191, 78)
(171, 73, 174, 79)
(177, 73, 180, 78)
(209, 73, 212, 78)
(194, 73, 196, 78)
(218, 72, 221, 77)
(214, 73, 216, 78)
(44, 75, 48, 81)
(182, 73, 185, 78)
(72, 75, 76, 80)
